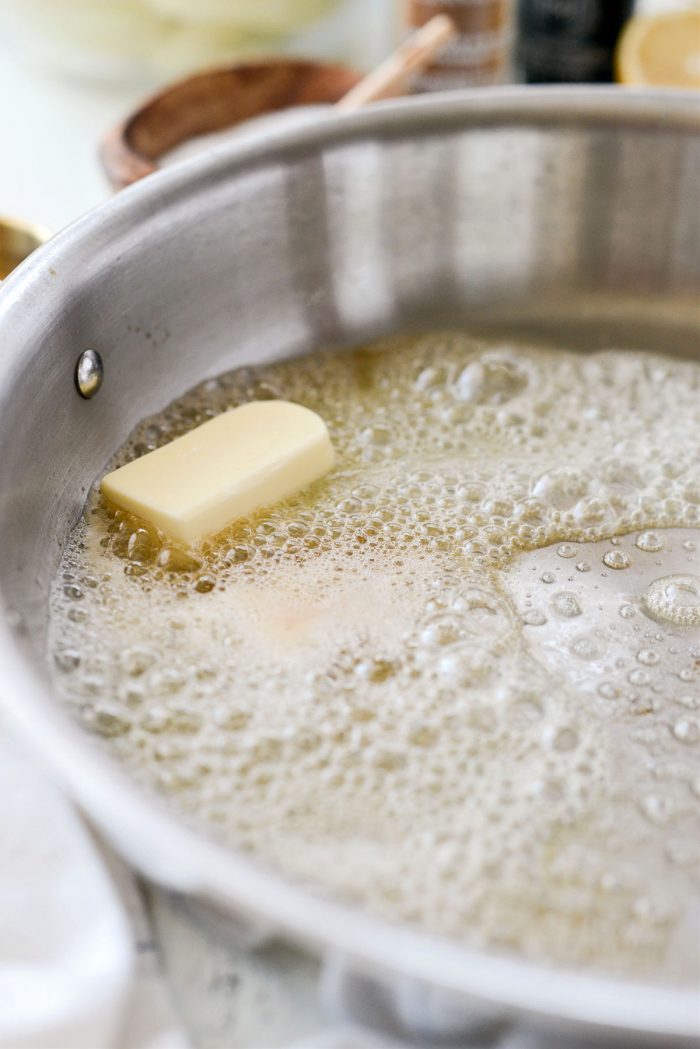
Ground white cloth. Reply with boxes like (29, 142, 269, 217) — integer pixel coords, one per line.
(0, 725, 186, 1049)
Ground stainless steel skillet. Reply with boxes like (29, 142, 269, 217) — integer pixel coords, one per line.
(0, 88, 698, 1045)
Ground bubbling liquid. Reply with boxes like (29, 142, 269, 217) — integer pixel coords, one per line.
(49, 333, 700, 984)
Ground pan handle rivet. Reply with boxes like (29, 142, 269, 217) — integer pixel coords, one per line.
(75, 349, 104, 399)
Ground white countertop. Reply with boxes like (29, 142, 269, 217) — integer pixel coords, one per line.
(0, 46, 146, 233)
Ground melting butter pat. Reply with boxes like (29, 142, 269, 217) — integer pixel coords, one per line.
(101, 400, 335, 545)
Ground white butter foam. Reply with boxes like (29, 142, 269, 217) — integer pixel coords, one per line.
(49, 333, 700, 984)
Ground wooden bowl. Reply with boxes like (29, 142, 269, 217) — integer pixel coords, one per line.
(100, 58, 362, 191)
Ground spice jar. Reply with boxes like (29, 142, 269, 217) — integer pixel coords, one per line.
(400, 0, 515, 89)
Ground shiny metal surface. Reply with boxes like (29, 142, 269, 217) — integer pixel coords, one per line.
(0, 89, 699, 1044)
(74, 348, 104, 399)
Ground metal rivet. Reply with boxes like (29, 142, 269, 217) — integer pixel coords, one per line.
(75, 349, 104, 399)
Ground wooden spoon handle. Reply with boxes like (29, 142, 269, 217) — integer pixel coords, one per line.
(100, 59, 362, 191)
(337, 15, 457, 110)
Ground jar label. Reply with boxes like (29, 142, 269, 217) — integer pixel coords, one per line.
(404, 1, 513, 88)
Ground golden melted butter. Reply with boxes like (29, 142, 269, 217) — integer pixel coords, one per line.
(48, 333, 700, 984)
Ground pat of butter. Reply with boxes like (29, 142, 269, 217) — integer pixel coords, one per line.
(101, 400, 334, 545)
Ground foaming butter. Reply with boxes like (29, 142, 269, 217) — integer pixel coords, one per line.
(101, 400, 334, 545)
(48, 333, 700, 985)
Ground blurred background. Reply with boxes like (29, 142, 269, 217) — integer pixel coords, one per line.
(0, 0, 697, 232)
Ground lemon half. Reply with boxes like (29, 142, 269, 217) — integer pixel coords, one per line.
(616, 9, 700, 88)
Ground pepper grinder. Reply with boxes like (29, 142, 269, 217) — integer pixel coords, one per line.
(518, 0, 637, 83)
